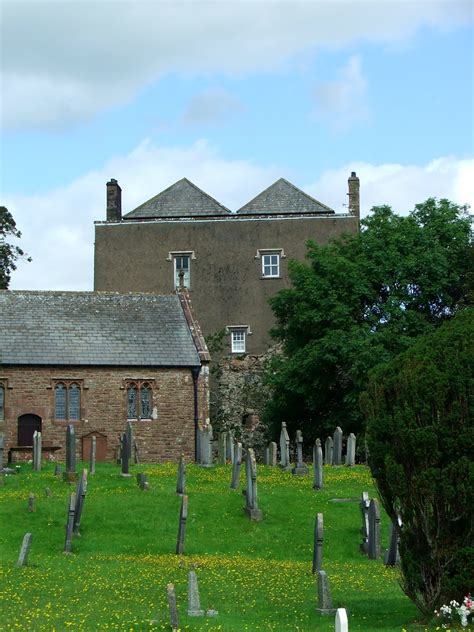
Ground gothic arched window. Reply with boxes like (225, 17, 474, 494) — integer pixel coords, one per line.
(54, 381, 82, 421)
(126, 381, 153, 420)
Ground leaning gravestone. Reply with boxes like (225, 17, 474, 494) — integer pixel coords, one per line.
(17, 533, 33, 567)
(335, 608, 349, 632)
(64, 492, 76, 554)
(167, 583, 179, 630)
(345, 433, 356, 466)
(313, 438, 323, 490)
(279, 422, 291, 470)
(120, 432, 132, 477)
(63, 424, 78, 483)
(218, 433, 226, 465)
(230, 442, 242, 489)
(176, 454, 186, 496)
(32, 430, 42, 472)
(292, 430, 309, 475)
(312, 512, 324, 574)
(244, 448, 263, 521)
(384, 519, 400, 566)
(368, 498, 381, 560)
(187, 571, 205, 617)
(359, 491, 370, 554)
(73, 469, 88, 536)
(176, 495, 188, 555)
(89, 436, 96, 475)
(333, 426, 343, 465)
(316, 570, 336, 615)
(324, 436, 333, 465)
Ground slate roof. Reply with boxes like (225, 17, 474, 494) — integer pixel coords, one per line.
(0, 291, 201, 367)
(237, 178, 335, 215)
(124, 178, 231, 219)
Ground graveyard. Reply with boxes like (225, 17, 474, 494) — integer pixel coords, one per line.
(1, 455, 437, 632)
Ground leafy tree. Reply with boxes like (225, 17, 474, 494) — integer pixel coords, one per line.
(361, 309, 474, 615)
(0, 206, 31, 289)
(264, 199, 472, 440)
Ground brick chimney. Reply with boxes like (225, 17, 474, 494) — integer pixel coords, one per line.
(347, 171, 360, 225)
(106, 179, 122, 222)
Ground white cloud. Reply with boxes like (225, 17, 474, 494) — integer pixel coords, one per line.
(181, 88, 244, 126)
(1, 0, 472, 130)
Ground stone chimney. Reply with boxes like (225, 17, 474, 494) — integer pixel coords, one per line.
(347, 171, 360, 224)
(106, 179, 122, 222)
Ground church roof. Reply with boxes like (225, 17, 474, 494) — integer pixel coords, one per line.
(124, 178, 231, 219)
(0, 291, 201, 367)
(237, 178, 335, 215)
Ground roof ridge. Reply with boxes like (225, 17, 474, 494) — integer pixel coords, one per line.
(181, 177, 231, 214)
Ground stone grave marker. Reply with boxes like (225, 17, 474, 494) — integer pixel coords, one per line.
(269, 441, 277, 466)
(312, 513, 324, 574)
(137, 472, 149, 490)
(64, 492, 76, 554)
(218, 433, 226, 465)
(120, 432, 132, 477)
(335, 608, 349, 632)
(345, 433, 356, 466)
(230, 442, 242, 489)
(263, 445, 270, 465)
(333, 426, 343, 465)
(359, 491, 370, 554)
(279, 422, 290, 470)
(63, 424, 78, 483)
(73, 469, 88, 536)
(244, 448, 263, 521)
(384, 519, 400, 566)
(176, 494, 188, 554)
(89, 436, 96, 475)
(126, 421, 134, 460)
(32, 430, 42, 472)
(313, 438, 323, 490)
(176, 454, 186, 496)
(316, 570, 336, 615)
(54, 464, 62, 477)
(187, 570, 205, 616)
(28, 493, 36, 513)
(225, 431, 234, 463)
(198, 423, 213, 467)
(17, 533, 33, 567)
(324, 437, 333, 465)
(292, 430, 309, 475)
(368, 498, 381, 560)
(166, 583, 179, 630)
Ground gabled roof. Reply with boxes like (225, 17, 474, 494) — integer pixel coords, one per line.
(237, 178, 335, 215)
(0, 291, 201, 367)
(124, 178, 231, 219)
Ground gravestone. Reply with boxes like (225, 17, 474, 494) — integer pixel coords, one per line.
(54, 464, 62, 477)
(73, 469, 88, 536)
(263, 445, 270, 465)
(64, 492, 76, 554)
(17, 533, 33, 567)
(345, 433, 356, 466)
(292, 430, 309, 475)
(126, 421, 133, 460)
(279, 422, 290, 470)
(187, 570, 205, 616)
(198, 424, 213, 467)
(333, 426, 343, 465)
(32, 430, 42, 471)
(136, 472, 148, 490)
(335, 608, 349, 632)
(176, 454, 186, 496)
(230, 442, 242, 489)
(313, 439, 323, 490)
(359, 491, 370, 553)
(316, 570, 336, 615)
(384, 520, 400, 566)
(120, 432, 132, 477)
(28, 493, 36, 513)
(269, 441, 277, 466)
(244, 448, 263, 521)
(218, 433, 226, 465)
(225, 431, 234, 463)
(176, 494, 188, 554)
(89, 436, 96, 475)
(368, 498, 381, 560)
(324, 437, 333, 465)
(166, 583, 179, 630)
(312, 512, 324, 574)
(63, 424, 78, 483)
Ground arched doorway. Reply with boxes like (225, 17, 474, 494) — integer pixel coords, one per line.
(17, 414, 42, 446)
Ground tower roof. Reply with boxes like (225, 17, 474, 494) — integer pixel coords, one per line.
(237, 178, 334, 215)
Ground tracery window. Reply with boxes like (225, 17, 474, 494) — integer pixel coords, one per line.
(127, 381, 153, 420)
(54, 381, 82, 420)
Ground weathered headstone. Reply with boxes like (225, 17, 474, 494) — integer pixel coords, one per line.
(89, 435, 96, 475)
(176, 494, 188, 554)
(263, 445, 270, 465)
(32, 430, 42, 471)
(126, 421, 134, 460)
(269, 441, 277, 466)
(54, 464, 62, 477)
(333, 426, 343, 465)
(225, 431, 234, 463)
(176, 454, 186, 496)
(368, 498, 381, 560)
(312, 513, 324, 574)
(166, 583, 179, 630)
(198, 423, 213, 467)
(324, 436, 333, 465)
(316, 570, 336, 615)
(279, 422, 290, 470)
(292, 430, 309, 475)
(63, 424, 78, 483)
(64, 492, 76, 554)
(187, 570, 205, 616)
(28, 493, 36, 513)
(244, 448, 263, 521)
(73, 469, 88, 536)
(313, 438, 324, 490)
(136, 472, 149, 490)
(335, 608, 349, 632)
(17, 533, 33, 567)
(120, 432, 132, 477)
(384, 520, 400, 566)
(218, 433, 226, 465)
(359, 491, 370, 554)
(345, 433, 356, 466)
(230, 442, 242, 489)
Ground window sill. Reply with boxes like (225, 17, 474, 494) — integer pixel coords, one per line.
(260, 276, 282, 280)
(127, 418, 153, 422)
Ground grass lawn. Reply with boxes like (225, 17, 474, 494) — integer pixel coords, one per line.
(0, 461, 439, 631)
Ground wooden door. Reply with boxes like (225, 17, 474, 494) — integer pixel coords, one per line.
(17, 414, 42, 446)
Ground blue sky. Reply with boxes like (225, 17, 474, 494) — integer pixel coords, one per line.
(1, 1, 473, 290)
